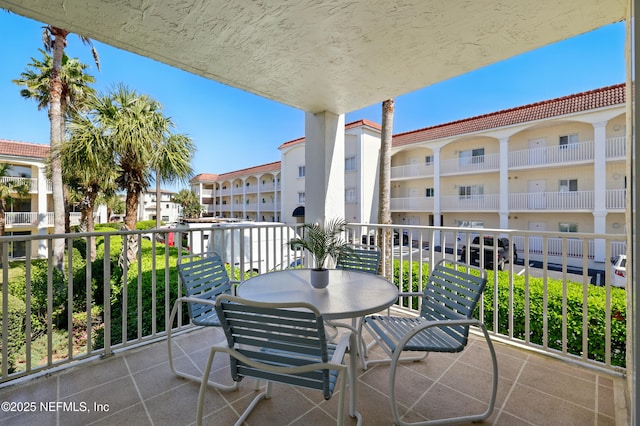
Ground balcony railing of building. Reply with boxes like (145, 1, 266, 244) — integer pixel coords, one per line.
(0, 177, 38, 193)
(391, 189, 625, 213)
(5, 212, 82, 227)
(440, 193, 500, 210)
(390, 138, 627, 181)
(440, 153, 500, 175)
(0, 223, 626, 387)
(390, 196, 435, 211)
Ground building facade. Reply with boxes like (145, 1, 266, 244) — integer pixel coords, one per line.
(390, 84, 625, 263)
(192, 84, 626, 262)
(137, 189, 181, 224)
(191, 161, 282, 222)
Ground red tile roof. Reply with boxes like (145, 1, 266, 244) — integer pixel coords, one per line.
(393, 83, 625, 147)
(278, 119, 382, 149)
(191, 161, 281, 183)
(0, 139, 50, 159)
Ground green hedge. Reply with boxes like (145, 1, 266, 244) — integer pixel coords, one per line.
(0, 293, 26, 374)
(393, 260, 627, 367)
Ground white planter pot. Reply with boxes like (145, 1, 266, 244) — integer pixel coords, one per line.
(309, 268, 329, 289)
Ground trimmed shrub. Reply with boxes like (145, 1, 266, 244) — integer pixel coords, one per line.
(0, 293, 26, 374)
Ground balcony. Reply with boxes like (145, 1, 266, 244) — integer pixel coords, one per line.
(440, 153, 500, 176)
(0, 324, 624, 425)
(390, 162, 434, 180)
(390, 196, 434, 211)
(0, 224, 628, 424)
(440, 194, 499, 211)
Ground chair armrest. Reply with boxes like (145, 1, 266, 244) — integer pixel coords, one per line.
(397, 317, 484, 350)
(175, 296, 219, 308)
(329, 331, 352, 364)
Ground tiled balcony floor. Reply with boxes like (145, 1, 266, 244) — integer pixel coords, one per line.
(0, 324, 628, 426)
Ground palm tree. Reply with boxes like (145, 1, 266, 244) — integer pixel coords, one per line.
(173, 189, 202, 219)
(43, 27, 99, 268)
(0, 164, 30, 262)
(151, 134, 195, 228)
(14, 44, 98, 268)
(378, 99, 394, 279)
(63, 109, 117, 260)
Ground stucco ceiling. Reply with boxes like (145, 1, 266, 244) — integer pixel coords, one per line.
(3, 1, 627, 114)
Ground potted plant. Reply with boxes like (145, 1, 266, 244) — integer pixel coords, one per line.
(289, 218, 355, 288)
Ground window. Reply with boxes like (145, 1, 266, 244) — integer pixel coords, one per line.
(425, 187, 434, 197)
(559, 134, 578, 148)
(459, 148, 485, 166)
(559, 223, 578, 233)
(425, 155, 433, 165)
(459, 185, 483, 199)
(298, 166, 305, 178)
(559, 179, 578, 192)
(298, 192, 305, 203)
(161, 215, 169, 222)
(345, 188, 357, 203)
(345, 156, 356, 171)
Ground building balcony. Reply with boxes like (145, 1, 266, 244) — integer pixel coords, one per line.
(0, 224, 628, 424)
(390, 196, 434, 211)
(440, 194, 500, 211)
(390, 138, 626, 182)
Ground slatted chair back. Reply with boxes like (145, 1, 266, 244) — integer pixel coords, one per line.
(177, 255, 232, 326)
(215, 295, 339, 400)
(413, 259, 487, 351)
(336, 247, 381, 274)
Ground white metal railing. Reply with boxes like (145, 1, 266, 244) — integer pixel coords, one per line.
(244, 185, 258, 194)
(0, 176, 38, 192)
(390, 197, 435, 211)
(5, 212, 56, 226)
(0, 222, 626, 386)
(509, 190, 594, 210)
(440, 194, 499, 210)
(440, 153, 500, 175)
(606, 137, 626, 158)
(606, 189, 626, 209)
(509, 140, 594, 168)
(390, 162, 434, 179)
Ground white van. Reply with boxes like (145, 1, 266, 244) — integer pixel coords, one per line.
(176, 220, 300, 274)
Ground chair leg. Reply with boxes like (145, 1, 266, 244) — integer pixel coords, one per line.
(167, 302, 238, 391)
(388, 327, 498, 426)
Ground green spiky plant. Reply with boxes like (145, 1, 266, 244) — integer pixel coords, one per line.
(289, 218, 356, 270)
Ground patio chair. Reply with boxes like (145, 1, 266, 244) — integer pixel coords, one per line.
(335, 246, 382, 365)
(336, 246, 381, 274)
(196, 295, 355, 426)
(167, 254, 239, 391)
(362, 259, 498, 426)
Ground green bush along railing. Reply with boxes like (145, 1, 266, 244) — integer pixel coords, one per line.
(393, 260, 627, 368)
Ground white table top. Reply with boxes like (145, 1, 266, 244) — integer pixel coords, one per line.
(236, 269, 398, 320)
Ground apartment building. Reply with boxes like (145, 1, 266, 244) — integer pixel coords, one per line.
(0, 139, 52, 258)
(137, 189, 180, 223)
(390, 83, 625, 263)
(191, 161, 282, 222)
(190, 84, 626, 263)
(279, 120, 382, 224)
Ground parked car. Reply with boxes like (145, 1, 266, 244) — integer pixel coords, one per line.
(460, 236, 517, 270)
(610, 254, 627, 288)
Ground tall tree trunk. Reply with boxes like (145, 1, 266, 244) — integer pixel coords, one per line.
(124, 189, 140, 263)
(49, 28, 69, 270)
(378, 99, 394, 279)
(86, 193, 97, 262)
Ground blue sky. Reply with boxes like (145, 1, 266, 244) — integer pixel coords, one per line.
(0, 13, 626, 190)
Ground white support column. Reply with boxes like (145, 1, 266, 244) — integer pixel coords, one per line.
(499, 137, 510, 230)
(36, 166, 48, 258)
(304, 111, 345, 225)
(433, 146, 442, 243)
(274, 174, 279, 222)
(593, 121, 608, 263)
